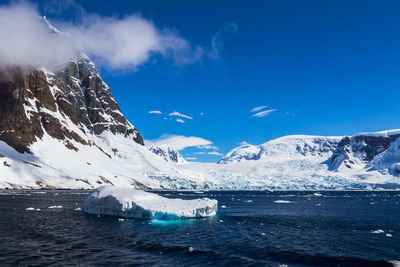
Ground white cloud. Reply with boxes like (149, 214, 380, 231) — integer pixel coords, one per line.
(251, 109, 277, 118)
(145, 134, 213, 151)
(209, 151, 223, 156)
(185, 157, 198, 160)
(0, 3, 77, 70)
(250, 105, 267, 113)
(194, 151, 223, 156)
(148, 110, 162, 114)
(197, 145, 219, 150)
(0, 2, 204, 71)
(176, 119, 185, 123)
(169, 111, 193, 120)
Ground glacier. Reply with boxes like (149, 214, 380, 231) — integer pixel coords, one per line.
(83, 185, 218, 220)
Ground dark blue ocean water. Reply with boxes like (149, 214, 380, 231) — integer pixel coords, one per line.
(0, 190, 399, 266)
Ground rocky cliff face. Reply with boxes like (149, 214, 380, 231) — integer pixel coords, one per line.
(329, 131, 400, 170)
(0, 56, 143, 154)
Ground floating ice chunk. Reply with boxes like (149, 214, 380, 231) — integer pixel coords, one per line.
(48, 205, 63, 209)
(274, 200, 291, 203)
(371, 229, 384, 234)
(386, 233, 392, 237)
(188, 247, 194, 252)
(220, 205, 227, 208)
(74, 207, 82, 211)
(244, 200, 253, 203)
(83, 186, 218, 220)
(25, 207, 35, 211)
(313, 193, 323, 197)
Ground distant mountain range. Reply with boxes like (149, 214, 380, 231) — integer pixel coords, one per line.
(219, 131, 400, 177)
(0, 18, 399, 190)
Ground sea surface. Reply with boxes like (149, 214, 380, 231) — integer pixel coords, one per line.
(0, 190, 399, 266)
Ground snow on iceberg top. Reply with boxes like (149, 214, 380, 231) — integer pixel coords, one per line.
(83, 186, 217, 220)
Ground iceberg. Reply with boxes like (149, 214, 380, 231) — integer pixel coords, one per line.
(83, 186, 218, 220)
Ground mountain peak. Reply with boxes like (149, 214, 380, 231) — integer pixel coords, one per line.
(149, 144, 186, 164)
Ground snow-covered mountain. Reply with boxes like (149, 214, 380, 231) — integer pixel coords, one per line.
(149, 145, 186, 164)
(329, 130, 400, 171)
(218, 143, 260, 164)
(213, 131, 400, 189)
(219, 136, 340, 164)
(0, 18, 400, 190)
(0, 18, 211, 189)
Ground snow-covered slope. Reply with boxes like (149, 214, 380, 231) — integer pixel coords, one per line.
(149, 144, 186, 164)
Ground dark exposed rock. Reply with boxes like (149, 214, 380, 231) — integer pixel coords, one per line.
(0, 67, 44, 153)
(329, 134, 400, 170)
(0, 56, 143, 154)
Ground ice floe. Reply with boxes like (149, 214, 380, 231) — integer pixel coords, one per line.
(274, 200, 291, 203)
(48, 205, 63, 209)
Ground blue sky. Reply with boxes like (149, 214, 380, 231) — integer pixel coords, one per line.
(6, 0, 400, 161)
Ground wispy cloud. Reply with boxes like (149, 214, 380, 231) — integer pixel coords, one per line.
(185, 157, 198, 160)
(251, 109, 277, 118)
(145, 134, 213, 151)
(209, 23, 238, 59)
(176, 119, 185, 123)
(194, 151, 223, 156)
(197, 145, 219, 150)
(250, 105, 268, 113)
(148, 110, 162, 114)
(169, 111, 193, 120)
